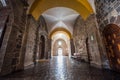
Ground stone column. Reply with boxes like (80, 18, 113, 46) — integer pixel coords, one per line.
(70, 39, 75, 56)
(48, 39, 52, 58)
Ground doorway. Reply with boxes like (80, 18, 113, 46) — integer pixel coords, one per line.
(58, 48, 63, 56)
(86, 38, 91, 63)
(103, 24, 120, 71)
(40, 36, 45, 59)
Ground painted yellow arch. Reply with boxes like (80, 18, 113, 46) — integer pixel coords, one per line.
(49, 28, 72, 39)
(29, 0, 94, 20)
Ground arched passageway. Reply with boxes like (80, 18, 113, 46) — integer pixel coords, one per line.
(103, 24, 120, 71)
(1, 0, 120, 78)
(53, 39, 68, 56)
(51, 30, 71, 57)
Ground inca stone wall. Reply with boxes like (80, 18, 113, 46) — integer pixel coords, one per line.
(24, 15, 38, 68)
(40, 16, 50, 59)
(95, 0, 120, 69)
(35, 16, 50, 60)
(0, 0, 28, 76)
(73, 16, 87, 61)
(95, 0, 120, 31)
(73, 14, 102, 68)
(85, 15, 102, 68)
(0, 1, 51, 75)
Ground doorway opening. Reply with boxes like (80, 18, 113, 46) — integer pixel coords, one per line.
(58, 48, 63, 56)
(40, 35, 45, 59)
(51, 31, 71, 57)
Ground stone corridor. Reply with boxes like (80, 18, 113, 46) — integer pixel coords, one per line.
(1, 56, 120, 80)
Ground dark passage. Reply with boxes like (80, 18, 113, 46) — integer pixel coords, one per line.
(1, 56, 120, 80)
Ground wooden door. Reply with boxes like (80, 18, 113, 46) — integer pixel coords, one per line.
(103, 24, 120, 71)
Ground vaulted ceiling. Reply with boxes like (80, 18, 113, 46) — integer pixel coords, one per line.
(27, 0, 95, 20)
(42, 7, 79, 34)
(27, 0, 95, 36)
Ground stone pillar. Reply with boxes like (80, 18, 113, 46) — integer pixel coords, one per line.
(48, 39, 52, 58)
(24, 15, 38, 68)
(0, 7, 12, 76)
(0, 0, 29, 75)
(70, 39, 75, 56)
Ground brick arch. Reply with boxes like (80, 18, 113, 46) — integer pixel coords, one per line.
(103, 24, 120, 71)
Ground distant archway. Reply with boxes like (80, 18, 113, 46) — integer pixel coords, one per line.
(103, 24, 120, 71)
(58, 48, 63, 56)
(53, 39, 68, 56)
(50, 28, 72, 39)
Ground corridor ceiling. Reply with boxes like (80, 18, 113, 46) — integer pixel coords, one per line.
(42, 7, 79, 34)
(27, 0, 95, 36)
(28, 0, 94, 20)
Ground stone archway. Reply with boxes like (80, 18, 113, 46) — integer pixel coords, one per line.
(103, 24, 120, 71)
(53, 39, 68, 56)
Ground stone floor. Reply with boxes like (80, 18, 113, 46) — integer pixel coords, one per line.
(0, 56, 120, 80)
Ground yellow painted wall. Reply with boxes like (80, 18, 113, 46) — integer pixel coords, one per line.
(49, 28, 72, 39)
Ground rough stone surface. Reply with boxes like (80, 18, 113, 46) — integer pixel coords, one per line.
(0, 0, 120, 77)
(24, 15, 38, 68)
(73, 15, 102, 68)
(95, 0, 120, 69)
(0, 0, 28, 76)
(0, 1, 51, 75)
(73, 16, 87, 61)
(95, 0, 120, 31)
(36, 16, 50, 60)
